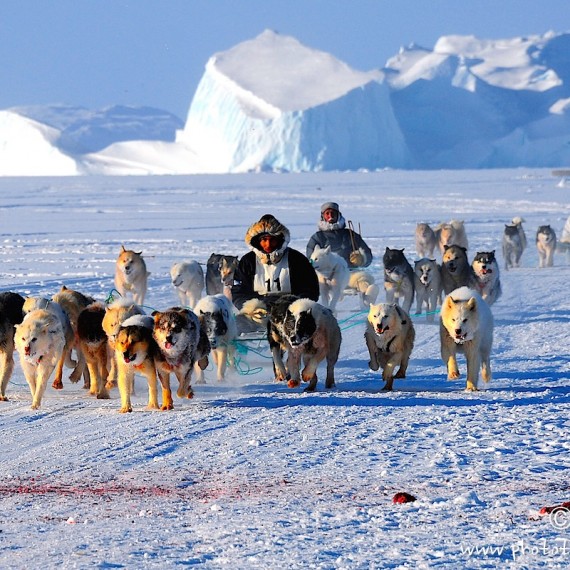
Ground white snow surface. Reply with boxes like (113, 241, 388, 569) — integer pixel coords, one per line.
(1, 169, 570, 568)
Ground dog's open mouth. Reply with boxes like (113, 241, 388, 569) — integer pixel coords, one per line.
(123, 353, 137, 363)
(454, 332, 468, 343)
(481, 268, 492, 274)
(376, 326, 389, 335)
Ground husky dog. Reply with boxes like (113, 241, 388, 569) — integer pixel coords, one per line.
(102, 298, 145, 389)
(413, 258, 442, 321)
(471, 251, 502, 306)
(364, 303, 415, 391)
(52, 286, 96, 387)
(114, 245, 150, 305)
(152, 307, 210, 408)
(502, 224, 524, 270)
(15, 308, 67, 409)
(512, 216, 528, 251)
(267, 295, 341, 392)
(536, 225, 557, 268)
(170, 261, 204, 309)
(441, 245, 478, 295)
(415, 223, 438, 258)
(440, 287, 493, 391)
(347, 270, 380, 309)
(435, 220, 469, 254)
(22, 296, 76, 390)
(194, 294, 237, 382)
(383, 247, 415, 314)
(0, 292, 25, 401)
(77, 302, 109, 399)
(309, 244, 350, 312)
(114, 315, 159, 413)
(206, 253, 239, 299)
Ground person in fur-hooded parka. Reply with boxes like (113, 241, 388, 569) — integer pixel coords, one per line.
(306, 202, 373, 268)
(232, 214, 319, 310)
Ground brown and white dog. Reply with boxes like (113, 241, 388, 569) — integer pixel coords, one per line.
(435, 220, 469, 254)
(152, 307, 210, 409)
(205, 253, 239, 300)
(267, 295, 341, 392)
(441, 245, 478, 295)
(471, 251, 502, 306)
(115, 245, 150, 305)
(364, 303, 415, 391)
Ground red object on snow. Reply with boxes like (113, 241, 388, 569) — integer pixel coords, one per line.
(393, 492, 416, 504)
(539, 500, 570, 515)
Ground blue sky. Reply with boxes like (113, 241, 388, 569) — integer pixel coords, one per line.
(2, 0, 569, 119)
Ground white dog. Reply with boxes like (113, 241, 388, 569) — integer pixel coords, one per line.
(536, 225, 557, 268)
(170, 261, 204, 309)
(114, 245, 150, 305)
(194, 294, 237, 382)
(436, 220, 469, 254)
(413, 258, 442, 322)
(15, 308, 67, 409)
(309, 245, 350, 312)
(440, 287, 493, 391)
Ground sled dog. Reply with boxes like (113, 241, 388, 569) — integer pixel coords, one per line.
(415, 223, 438, 258)
(235, 298, 269, 335)
(471, 251, 502, 306)
(77, 302, 109, 399)
(435, 220, 469, 254)
(413, 258, 442, 321)
(23, 296, 76, 390)
(0, 292, 25, 401)
(205, 253, 239, 299)
(383, 247, 415, 314)
(114, 314, 159, 413)
(52, 286, 96, 387)
(267, 295, 341, 392)
(440, 287, 493, 391)
(114, 245, 150, 305)
(536, 225, 557, 268)
(502, 224, 524, 270)
(15, 308, 67, 409)
(347, 270, 380, 309)
(364, 303, 415, 391)
(152, 307, 210, 409)
(170, 260, 204, 309)
(194, 294, 237, 382)
(309, 244, 350, 312)
(102, 298, 145, 389)
(441, 245, 478, 295)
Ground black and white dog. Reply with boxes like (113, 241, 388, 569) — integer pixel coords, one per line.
(471, 251, 502, 306)
(194, 294, 237, 382)
(383, 247, 415, 314)
(267, 295, 341, 392)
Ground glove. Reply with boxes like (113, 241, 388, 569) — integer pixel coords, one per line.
(349, 251, 365, 267)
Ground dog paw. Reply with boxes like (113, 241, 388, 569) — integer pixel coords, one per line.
(394, 369, 406, 379)
(368, 360, 380, 372)
(465, 383, 478, 392)
(0, 395, 8, 401)
(52, 380, 64, 390)
(186, 389, 194, 399)
(447, 371, 461, 380)
(96, 391, 110, 400)
(160, 403, 174, 411)
(118, 406, 132, 413)
(146, 403, 160, 411)
(287, 378, 301, 388)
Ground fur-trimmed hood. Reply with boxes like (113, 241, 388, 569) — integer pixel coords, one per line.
(245, 214, 290, 264)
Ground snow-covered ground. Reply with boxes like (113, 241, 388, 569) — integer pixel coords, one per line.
(1, 169, 569, 568)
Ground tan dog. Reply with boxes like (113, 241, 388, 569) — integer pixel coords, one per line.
(15, 308, 67, 409)
(364, 303, 415, 391)
(114, 315, 159, 412)
(52, 286, 96, 386)
(102, 298, 145, 389)
(347, 270, 380, 309)
(22, 297, 76, 390)
(415, 222, 437, 258)
(114, 245, 150, 305)
(77, 302, 109, 399)
(436, 220, 469, 254)
(440, 287, 493, 391)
